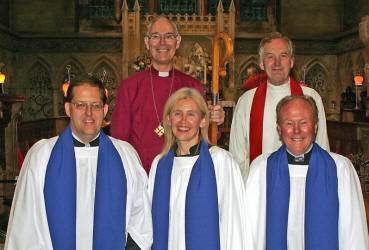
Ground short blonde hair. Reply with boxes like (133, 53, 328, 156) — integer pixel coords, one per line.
(160, 87, 210, 157)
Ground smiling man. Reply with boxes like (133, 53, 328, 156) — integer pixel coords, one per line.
(230, 32, 329, 181)
(244, 95, 368, 250)
(5, 75, 152, 250)
(111, 17, 225, 175)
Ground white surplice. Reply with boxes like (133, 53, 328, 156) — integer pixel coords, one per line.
(229, 80, 330, 182)
(244, 152, 369, 250)
(148, 146, 247, 250)
(5, 136, 153, 250)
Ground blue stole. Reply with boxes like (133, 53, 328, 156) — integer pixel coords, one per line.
(44, 125, 127, 250)
(266, 143, 339, 250)
(152, 139, 221, 250)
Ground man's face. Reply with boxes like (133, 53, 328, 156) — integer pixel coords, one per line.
(277, 98, 318, 156)
(259, 38, 294, 86)
(144, 19, 181, 71)
(65, 84, 108, 144)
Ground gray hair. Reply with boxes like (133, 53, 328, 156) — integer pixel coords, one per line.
(145, 16, 180, 37)
(258, 32, 295, 63)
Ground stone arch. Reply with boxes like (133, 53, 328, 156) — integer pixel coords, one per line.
(238, 56, 262, 88)
(25, 61, 53, 120)
(56, 58, 86, 116)
(303, 59, 329, 106)
(91, 58, 119, 121)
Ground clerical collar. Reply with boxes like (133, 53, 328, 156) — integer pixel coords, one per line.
(150, 66, 174, 77)
(174, 141, 204, 157)
(72, 133, 100, 147)
(286, 144, 313, 165)
(267, 78, 290, 89)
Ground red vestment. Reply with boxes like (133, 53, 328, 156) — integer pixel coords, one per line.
(111, 67, 205, 174)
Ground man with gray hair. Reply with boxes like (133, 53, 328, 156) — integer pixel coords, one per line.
(230, 32, 329, 181)
(244, 95, 368, 249)
(111, 17, 225, 175)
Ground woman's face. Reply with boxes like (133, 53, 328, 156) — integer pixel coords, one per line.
(168, 98, 206, 147)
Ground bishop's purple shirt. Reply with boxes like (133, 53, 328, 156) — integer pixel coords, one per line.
(111, 67, 205, 174)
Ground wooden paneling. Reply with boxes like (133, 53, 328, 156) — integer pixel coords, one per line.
(18, 117, 69, 158)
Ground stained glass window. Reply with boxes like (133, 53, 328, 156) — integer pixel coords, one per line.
(88, 0, 114, 20)
(240, 0, 268, 21)
(208, 0, 232, 15)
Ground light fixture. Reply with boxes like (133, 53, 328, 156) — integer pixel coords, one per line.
(354, 74, 364, 110)
(62, 65, 71, 97)
(0, 72, 5, 94)
(354, 75, 364, 86)
(0, 72, 5, 84)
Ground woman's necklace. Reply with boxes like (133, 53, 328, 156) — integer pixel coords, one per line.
(150, 66, 175, 137)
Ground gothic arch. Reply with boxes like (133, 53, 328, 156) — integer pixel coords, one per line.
(25, 61, 53, 120)
(238, 56, 261, 87)
(302, 59, 329, 106)
(56, 58, 86, 116)
(91, 59, 119, 121)
(57, 58, 86, 84)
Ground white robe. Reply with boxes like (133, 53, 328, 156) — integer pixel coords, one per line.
(244, 152, 369, 250)
(148, 146, 247, 250)
(229, 81, 330, 182)
(5, 136, 153, 250)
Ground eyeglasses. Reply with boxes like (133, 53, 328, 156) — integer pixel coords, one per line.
(70, 102, 104, 111)
(147, 33, 178, 42)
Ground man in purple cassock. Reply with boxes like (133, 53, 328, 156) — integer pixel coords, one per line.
(111, 17, 224, 174)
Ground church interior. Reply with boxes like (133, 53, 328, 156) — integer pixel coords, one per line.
(1, 0, 369, 244)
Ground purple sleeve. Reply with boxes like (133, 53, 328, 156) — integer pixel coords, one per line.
(110, 80, 131, 141)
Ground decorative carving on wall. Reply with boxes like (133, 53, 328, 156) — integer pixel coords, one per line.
(92, 64, 117, 121)
(58, 62, 84, 116)
(305, 63, 328, 105)
(238, 56, 261, 88)
(26, 62, 53, 120)
(183, 42, 211, 82)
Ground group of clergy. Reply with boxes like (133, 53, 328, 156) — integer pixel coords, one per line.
(4, 17, 369, 250)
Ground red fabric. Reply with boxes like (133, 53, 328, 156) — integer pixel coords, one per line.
(249, 77, 303, 164)
(242, 74, 267, 92)
(110, 67, 206, 174)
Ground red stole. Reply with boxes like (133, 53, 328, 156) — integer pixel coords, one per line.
(249, 77, 303, 164)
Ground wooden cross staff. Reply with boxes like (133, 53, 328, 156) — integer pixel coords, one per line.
(211, 32, 234, 145)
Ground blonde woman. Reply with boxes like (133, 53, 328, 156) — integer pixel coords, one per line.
(148, 87, 246, 250)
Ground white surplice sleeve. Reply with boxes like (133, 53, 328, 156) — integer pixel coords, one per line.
(111, 138, 153, 250)
(210, 147, 248, 250)
(244, 154, 268, 250)
(229, 89, 255, 183)
(5, 138, 57, 250)
(332, 153, 369, 249)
